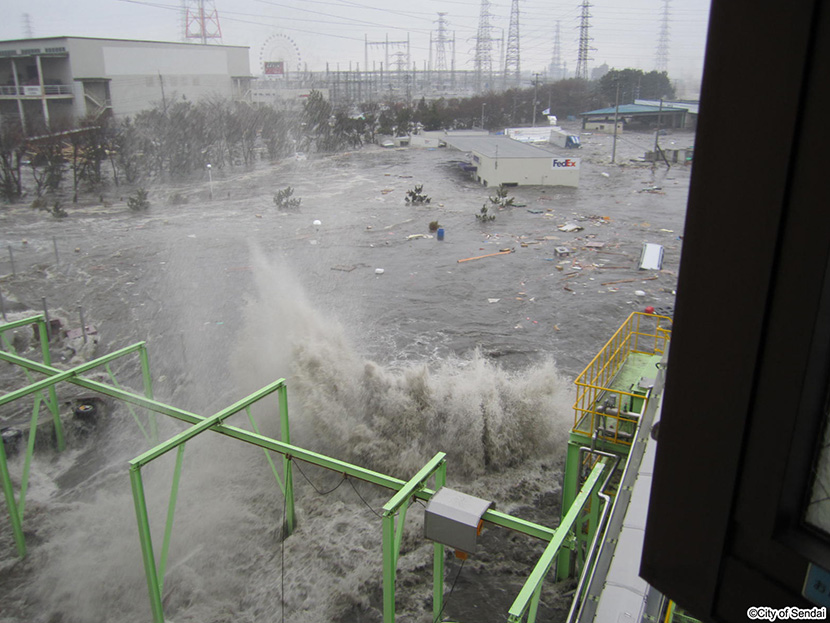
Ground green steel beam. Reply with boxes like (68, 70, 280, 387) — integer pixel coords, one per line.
(383, 453, 446, 515)
(0, 439, 26, 557)
(433, 461, 447, 622)
(508, 459, 607, 622)
(129, 380, 288, 468)
(0, 342, 147, 406)
(277, 385, 295, 533)
(158, 443, 185, 596)
(382, 453, 447, 623)
(36, 320, 63, 452)
(3, 347, 558, 541)
(105, 363, 154, 444)
(130, 466, 165, 623)
(12, 346, 559, 542)
(16, 394, 42, 522)
(0, 314, 46, 332)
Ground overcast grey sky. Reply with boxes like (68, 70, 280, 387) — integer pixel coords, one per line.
(0, 0, 710, 82)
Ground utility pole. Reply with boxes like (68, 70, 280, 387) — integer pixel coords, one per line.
(611, 82, 620, 163)
(653, 98, 670, 168)
(159, 71, 168, 116)
(532, 73, 541, 126)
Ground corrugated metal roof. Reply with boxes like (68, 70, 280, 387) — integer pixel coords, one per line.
(580, 104, 686, 116)
(635, 99, 700, 115)
(443, 134, 559, 159)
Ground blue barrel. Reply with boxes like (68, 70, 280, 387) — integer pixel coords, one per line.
(437, 228, 445, 241)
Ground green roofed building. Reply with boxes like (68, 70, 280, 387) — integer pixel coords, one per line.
(579, 104, 687, 133)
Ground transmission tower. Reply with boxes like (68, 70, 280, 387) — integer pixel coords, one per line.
(503, 0, 521, 88)
(655, 0, 671, 73)
(22, 13, 34, 38)
(434, 13, 450, 71)
(549, 20, 564, 80)
(473, 0, 495, 92)
(182, 0, 223, 44)
(575, 0, 593, 80)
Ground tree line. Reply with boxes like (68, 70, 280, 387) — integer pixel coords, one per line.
(0, 68, 675, 204)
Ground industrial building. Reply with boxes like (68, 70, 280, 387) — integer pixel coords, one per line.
(0, 37, 253, 131)
(579, 103, 688, 132)
(442, 134, 580, 188)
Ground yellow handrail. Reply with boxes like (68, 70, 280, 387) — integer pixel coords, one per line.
(571, 312, 671, 445)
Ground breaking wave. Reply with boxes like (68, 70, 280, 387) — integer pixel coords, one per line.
(231, 249, 573, 478)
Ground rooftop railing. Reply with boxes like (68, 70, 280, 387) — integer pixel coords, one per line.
(572, 311, 672, 446)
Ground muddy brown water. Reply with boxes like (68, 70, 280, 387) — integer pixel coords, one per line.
(0, 125, 692, 623)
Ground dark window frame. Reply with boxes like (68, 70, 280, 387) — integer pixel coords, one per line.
(640, 1, 830, 620)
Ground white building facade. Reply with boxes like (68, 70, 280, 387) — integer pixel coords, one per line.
(0, 37, 252, 131)
(443, 134, 580, 188)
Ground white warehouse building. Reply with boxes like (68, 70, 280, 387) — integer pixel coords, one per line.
(443, 134, 580, 188)
(0, 37, 253, 131)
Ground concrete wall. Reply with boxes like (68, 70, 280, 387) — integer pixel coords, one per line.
(472, 153, 580, 187)
(0, 37, 251, 122)
(584, 120, 623, 133)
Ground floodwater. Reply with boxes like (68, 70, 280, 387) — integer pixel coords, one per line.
(0, 123, 692, 623)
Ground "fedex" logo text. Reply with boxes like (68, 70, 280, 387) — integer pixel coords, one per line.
(552, 158, 578, 168)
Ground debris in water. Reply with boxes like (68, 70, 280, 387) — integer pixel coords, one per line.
(488, 298, 500, 303)
(558, 223, 583, 233)
(601, 276, 659, 286)
(313, 219, 322, 226)
(457, 249, 514, 263)
(375, 268, 385, 274)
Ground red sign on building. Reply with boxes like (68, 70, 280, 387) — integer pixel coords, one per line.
(264, 61, 285, 75)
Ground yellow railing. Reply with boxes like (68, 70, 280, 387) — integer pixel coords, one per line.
(572, 312, 672, 445)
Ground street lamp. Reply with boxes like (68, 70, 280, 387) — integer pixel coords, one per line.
(206, 163, 213, 200)
(481, 103, 487, 130)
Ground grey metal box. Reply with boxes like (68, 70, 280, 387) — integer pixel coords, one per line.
(424, 487, 494, 554)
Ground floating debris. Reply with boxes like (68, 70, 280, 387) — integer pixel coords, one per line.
(457, 249, 514, 263)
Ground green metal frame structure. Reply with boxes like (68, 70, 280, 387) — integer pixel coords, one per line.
(1, 314, 611, 623)
(556, 312, 672, 582)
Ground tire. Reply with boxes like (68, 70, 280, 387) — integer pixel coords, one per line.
(74, 402, 98, 422)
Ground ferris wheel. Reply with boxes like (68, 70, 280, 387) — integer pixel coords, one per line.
(259, 33, 303, 77)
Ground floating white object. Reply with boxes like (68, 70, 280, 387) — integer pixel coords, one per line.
(313, 219, 322, 226)
(639, 243, 664, 270)
(375, 268, 385, 275)
(635, 290, 646, 297)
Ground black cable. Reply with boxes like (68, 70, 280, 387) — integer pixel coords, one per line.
(347, 478, 384, 518)
(294, 460, 347, 495)
(433, 557, 466, 623)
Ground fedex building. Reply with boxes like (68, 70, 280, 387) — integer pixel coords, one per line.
(442, 134, 580, 188)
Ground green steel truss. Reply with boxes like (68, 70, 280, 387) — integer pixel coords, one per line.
(1, 315, 610, 623)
